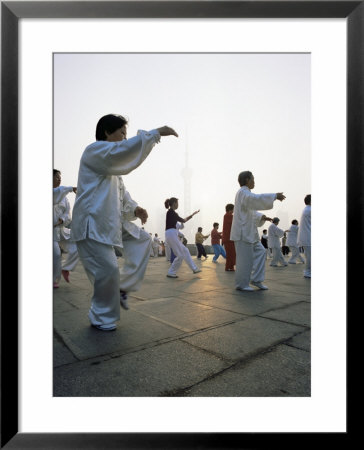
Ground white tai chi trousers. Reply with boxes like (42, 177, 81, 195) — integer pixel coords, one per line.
(165, 242, 171, 262)
(77, 238, 120, 327)
(303, 245, 311, 277)
(288, 246, 305, 264)
(234, 240, 266, 289)
(119, 229, 152, 292)
(270, 247, 287, 266)
(53, 239, 79, 284)
(165, 228, 198, 276)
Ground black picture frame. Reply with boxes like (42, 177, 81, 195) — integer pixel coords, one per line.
(1, 1, 359, 448)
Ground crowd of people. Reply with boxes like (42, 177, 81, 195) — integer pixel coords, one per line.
(53, 114, 311, 331)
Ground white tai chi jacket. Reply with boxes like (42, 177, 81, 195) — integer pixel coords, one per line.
(71, 130, 160, 247)
(53, 186, 74, 242)
(286, 224, 299, 247)
(230, 186, 276, 243)
(268, 223, 285, 249)
(298, 205, 311, 246)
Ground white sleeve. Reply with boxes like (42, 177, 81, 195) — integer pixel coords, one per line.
(122, 190, 139, 222)
(85, 130, 161, 176)
(53, 186, 73, 204)
(243, 190, 276, 211)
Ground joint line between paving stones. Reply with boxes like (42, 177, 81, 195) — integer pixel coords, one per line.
(53, 329, 82, 362)
(165, 333, 311, 396)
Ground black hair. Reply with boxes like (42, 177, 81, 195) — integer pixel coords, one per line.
(304, 194, 311, 205)
(165, 197, 178, 209)
(238, 171, 253, 187)
(225, 203, 234, 212)
(213, 222, 219, 228)
(263, 229, 267, 233)
(53, 169, 61, 175)
(198, 227, 202, 232)
(292, 219, 298, 225)
(95, 114, 128, 141)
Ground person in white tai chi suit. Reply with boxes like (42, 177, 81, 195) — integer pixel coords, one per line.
(115, 175, 153, 311)
(268, 217, 288, 267)
(230, 171, 286, 291)
(152, 233, 161, 257)
(298, 194, 311, 278)
(71, 114, 178, 331)
(285, 219, 305, 264)
(53, 169, 78, 288)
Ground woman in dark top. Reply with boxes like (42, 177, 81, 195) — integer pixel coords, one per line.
(165, 197, 201, 278)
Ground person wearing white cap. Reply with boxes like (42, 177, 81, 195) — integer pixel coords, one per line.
(230, 171, 286, 291)
(285, 219, 305, 264)
(268, 217, 288, 267)
(297, 194, 311, 278)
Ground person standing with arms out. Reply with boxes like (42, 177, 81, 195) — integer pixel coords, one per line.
(195, 227, 210, 260)
(164, 198, 201, 278)
(222, 203, 236, 271)
(298, 194, 311, 278)
(230, 171, 285, 291)
(53, 169, 78, 288)
(71, 114, 178, 331)
(285, 219, 305, 264)
(268, 217, 288, 267)
(211, 222, 226, 263)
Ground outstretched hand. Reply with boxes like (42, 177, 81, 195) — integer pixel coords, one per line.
(134, 206, 148, 225)
(73, 187, 77, 194)
(157, 126, 178, 137)
(262, 215, 273, 222)
(276, 192, 286, 201)
(193, 209, 200, 216)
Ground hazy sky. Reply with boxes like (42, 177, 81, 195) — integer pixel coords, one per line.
(54, 53, 310, 243)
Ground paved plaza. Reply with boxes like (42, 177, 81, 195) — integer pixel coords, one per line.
(54, 252, 310, 397)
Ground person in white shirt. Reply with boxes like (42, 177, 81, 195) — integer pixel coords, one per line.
(115, 176, 153, 311)
(71, 114, 178, 331)
(152, 233, 161, 257)
(230, 171, 285, 291)
(268, 217, 288, 267)
(285, 219, 305, 264)
(297, 194, 311, 278)
(53, 170, 78, 288)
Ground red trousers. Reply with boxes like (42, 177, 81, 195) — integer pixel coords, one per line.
(224, 241, 236, 271)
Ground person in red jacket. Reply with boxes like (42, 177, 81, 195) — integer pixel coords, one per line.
(211, 222, 226, 263)
(222, 203, 236, 271)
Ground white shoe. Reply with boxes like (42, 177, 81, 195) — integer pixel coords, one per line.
(236, 286, 254, 292)
(120, 291, 129, 310)
(193, 268, 202, 274)
(166, 274, 178, 278)
(251, 281, 268, 290)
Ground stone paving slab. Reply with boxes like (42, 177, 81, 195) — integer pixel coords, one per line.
(54, 308, 184, 360)
(179, 290, 297, 316)
(53, 334, 78, 367)
(259, 302, 311, 327)
(182, 316, 305, 361)
(54, 340, 229, 397)
(54, 255, 311, 396)
(130, 297, 245, 332)
(285, 330, 311, 352)
(182, 343, 310, 397)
